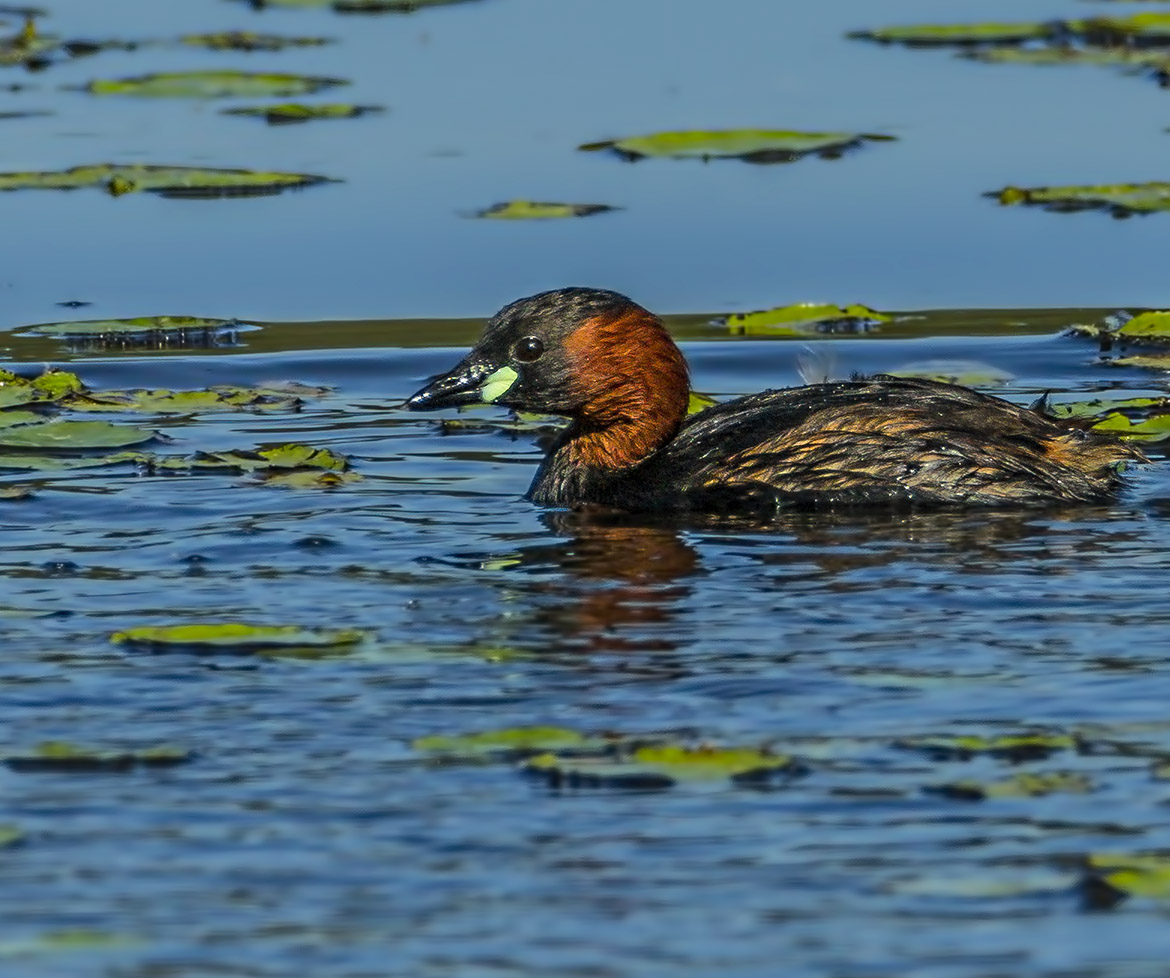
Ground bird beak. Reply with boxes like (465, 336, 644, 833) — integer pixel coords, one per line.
(406, 358, 519, 410)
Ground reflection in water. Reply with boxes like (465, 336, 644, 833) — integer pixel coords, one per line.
(466, 504, 1155, 662)
(493, 508, 702, 658)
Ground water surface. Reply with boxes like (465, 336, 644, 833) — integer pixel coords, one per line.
(5, 1, 1170, 975)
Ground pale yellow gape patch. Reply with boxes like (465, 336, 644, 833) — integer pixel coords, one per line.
(480, 366, 519, 403)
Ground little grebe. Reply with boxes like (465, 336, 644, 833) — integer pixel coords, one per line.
(406, 288, 1143, 511)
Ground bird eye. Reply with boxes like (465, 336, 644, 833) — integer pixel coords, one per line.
(513, 336, 544, 363)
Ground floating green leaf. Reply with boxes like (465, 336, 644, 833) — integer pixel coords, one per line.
(473, 200, 618, 220)
(0, 485, 32, 500)
(887, 360, 1013, 386)
(180, 31, 332, 51)
(0, 415, 157, 449)
(0, 452, 141, 472)
(0, 164, 336, 198)
(1076, 13, 1170, 46)
(895, 732, 1078, 762)
(83, 70, 348, 99)
(167, 443, 349, 472)
(0, 17, 109, 69)
(0, 825, 22, 847)
(525, 744, 805, 790)
(579, 129, 895, 164)
(1085, 853, 1170, 903)
(63, 386, 304, 414)
(718, 302, 890, 336)
(1109, 311, 1170, 341)
(17, 318, 250, 341)
(0, 386, 44, 409)
(964, 46, 1170, 69)
(926, 771, 1093, 801)
(990, 182, 1170, 217)
(252, 469, 362, 489)
(1046, 396, 1170, 420)
(1112, 354, 1170, 370)
(848, 22, 1060, 47)
(3, 443, 350, 476)
(335, 0, 482, 9)
(110, 622, 368, 652)
(1089, 412, 1170, 441)
(230, 0, 481, 9)
(413, 726, 591, 759)
(223, 102, 382, 123)
(688, 391, 716, 414)
(3, 741, 192, 772)
(0, 929, 139, 959)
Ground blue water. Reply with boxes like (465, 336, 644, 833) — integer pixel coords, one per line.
(5, 1, 1170, 975)
(1, 0, 1168, 329)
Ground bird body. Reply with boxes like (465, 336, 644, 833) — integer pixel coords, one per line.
(407, 288, 1142, 512)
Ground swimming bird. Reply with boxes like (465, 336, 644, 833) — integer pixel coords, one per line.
(406, 287, 1142, 511)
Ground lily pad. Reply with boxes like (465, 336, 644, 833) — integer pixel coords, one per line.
(222, 102, 382, 124)
(180, 31, 332, 51)
(63, 386, 304, 413)
(82, 70, 348, 99)
(413, 726, 592, 760)
(18, 315, 254, 345)
(990, 182, 1170, 217)
(887, 360, 1013, 386)
(473, 200, 617, 220)
(0, 452, 142, 471)
(0, 17, 111, 69)
(926, 771, 1093, 801)
(110, 622, 368, 652)
(0, 929, 139, 959)
(688, 391, 716, 414)
(252, 469, 361, 489)
(1083, 853, 1170, 906)
(964, 46, 1170, 70)
(1106, 311, 1170, 342)
(895, 732, 1079, 762)
(717, 302, 890, 336)
(4, 741, 192, 772)
(1077, 13, 1170, 47)
(0, 416, 158, 450)
(0, 367, 84, 408)
(525, 744, 806, 790)
(180, 444, 348, 472)
(1088, 412, 1170, 441)
(1045, 396, 1170, 420)
(335, 0, 481, 9)
(0, 164, 337, 198)
(579, 129, 895, 164)
(233, 0, 481, 9)
(848, 21, 1061, 47)
(1112, 354, 1170, 369)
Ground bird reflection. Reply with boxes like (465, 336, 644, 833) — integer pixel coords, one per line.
(454, 503, 1148, 661)
(494, 508, 701, 658)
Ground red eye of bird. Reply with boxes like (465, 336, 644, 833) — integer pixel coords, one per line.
(513, 336, 544, 363)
